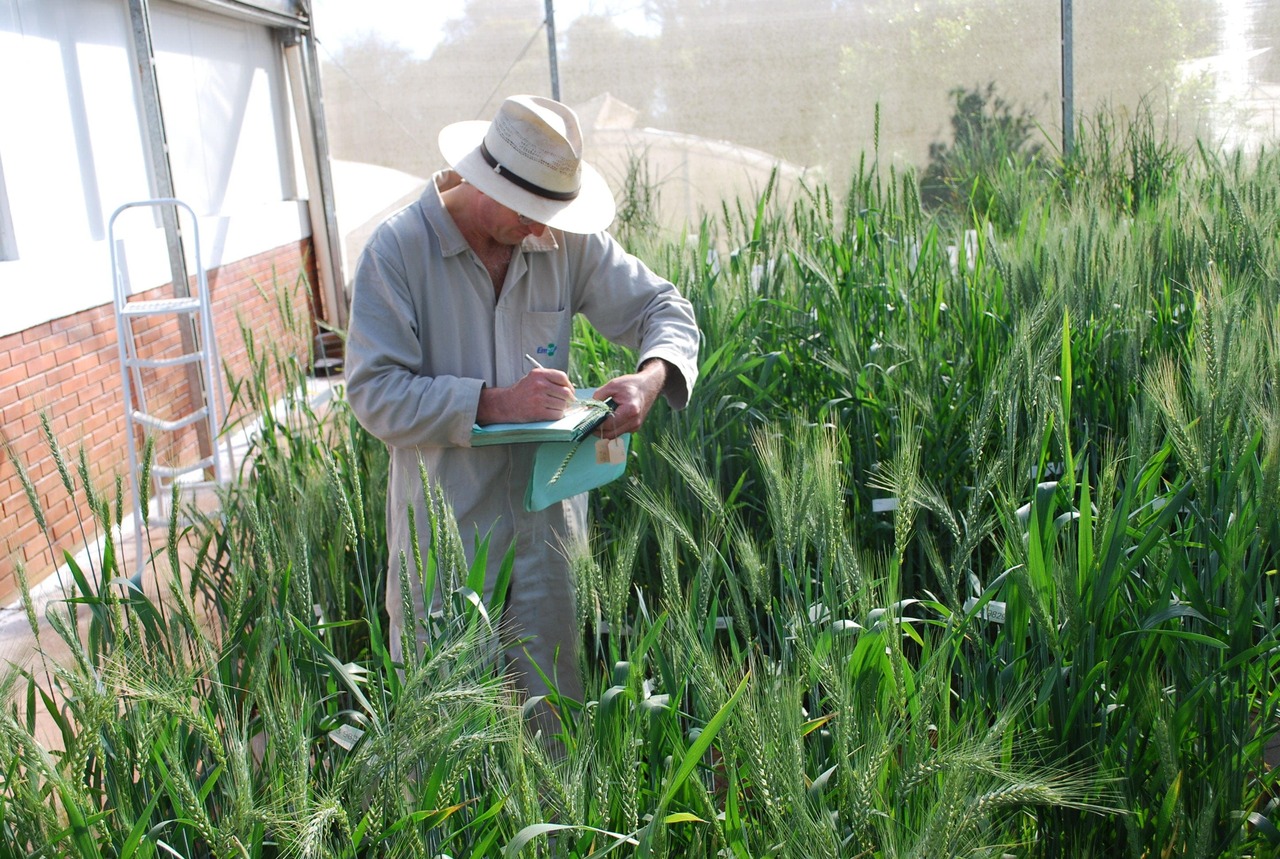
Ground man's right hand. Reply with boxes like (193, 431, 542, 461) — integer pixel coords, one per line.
(476, 368, 576, 424)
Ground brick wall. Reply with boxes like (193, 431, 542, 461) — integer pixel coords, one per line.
(0, 239, 320, 605)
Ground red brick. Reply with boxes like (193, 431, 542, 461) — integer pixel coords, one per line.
(8, 514, 44, 545)
(80, 412, 109, 437)
(7, 340, 43, 366)
(51, 315, 90, 335)
(68, 353, 99, 377)
(0, 362, 24, 392)
(49, 360, 78, 384)
(26, 351, 59, 378)
(39, 330, 71, 354)
(81, 333, 113, 355)
(20, 322, 52, 345)
(61, 340, 87, 362)
(86, 364, 115, 387)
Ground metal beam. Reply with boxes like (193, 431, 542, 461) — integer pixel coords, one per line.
(1061, 0, 1074, 158)
(169, 0, 309, 30)
(545, 0, 560, 101)
(284, 28, 347, 328)
(125, 0, 186, 293)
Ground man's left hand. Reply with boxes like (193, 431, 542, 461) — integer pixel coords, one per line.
(591, 359, 671, 439)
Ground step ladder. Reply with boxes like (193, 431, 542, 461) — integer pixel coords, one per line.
(110, 198, 233, 577)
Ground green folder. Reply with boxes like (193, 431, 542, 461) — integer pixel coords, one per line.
(525, 433, 630, 512)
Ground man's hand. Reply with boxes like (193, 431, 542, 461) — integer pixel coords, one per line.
(477, 368, 576, 424)
(591, 359, 671, 439)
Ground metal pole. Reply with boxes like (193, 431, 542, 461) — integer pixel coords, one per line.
(544, 0, 560, 101)
(285, 29, 348, 329)
(1061, 0, 1074, 158)
(125, 0, 185, 291)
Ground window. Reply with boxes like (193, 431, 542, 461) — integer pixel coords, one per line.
(0, 153, 14, 261)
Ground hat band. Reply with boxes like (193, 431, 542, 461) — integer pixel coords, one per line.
(479, 140, 579, 202)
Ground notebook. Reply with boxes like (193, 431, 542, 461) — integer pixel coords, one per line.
(470, 389, 615, 446)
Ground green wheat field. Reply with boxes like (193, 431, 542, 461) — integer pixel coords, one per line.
(4, 101, 1280, 857)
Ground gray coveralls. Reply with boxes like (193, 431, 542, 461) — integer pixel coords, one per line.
(344, 170, 700, 704)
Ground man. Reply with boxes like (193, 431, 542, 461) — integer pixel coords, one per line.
(344, 95, 700, 713)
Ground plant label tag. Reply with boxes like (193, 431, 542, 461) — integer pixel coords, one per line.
(596, 437, 625, 464)
(328, 723, 365, 750)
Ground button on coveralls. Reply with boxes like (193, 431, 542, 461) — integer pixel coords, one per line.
(344, 171, 700, 704)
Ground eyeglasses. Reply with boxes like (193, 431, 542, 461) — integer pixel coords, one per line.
(516, 213, 541, 228)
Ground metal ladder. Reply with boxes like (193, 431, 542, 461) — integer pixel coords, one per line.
(109, 198, 232, 576)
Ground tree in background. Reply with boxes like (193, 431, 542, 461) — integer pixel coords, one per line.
(641, 0, 848, 167)
(919, 82, 1043, 224)
(557, 13, 660, 116)
(320, 35, 432, 175)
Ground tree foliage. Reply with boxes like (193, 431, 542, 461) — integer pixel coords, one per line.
(919, 82, 1043, 223)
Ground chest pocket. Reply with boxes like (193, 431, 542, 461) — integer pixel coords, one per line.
(522, 310, 572, 370)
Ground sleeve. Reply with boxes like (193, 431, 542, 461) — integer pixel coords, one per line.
(344, 237, 483, 449)
(570, 232, 701, 409)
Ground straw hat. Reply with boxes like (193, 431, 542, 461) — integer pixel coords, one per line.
(439, 95, 617, 234)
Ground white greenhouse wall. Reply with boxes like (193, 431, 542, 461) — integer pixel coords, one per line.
(0, 0, 309, 340)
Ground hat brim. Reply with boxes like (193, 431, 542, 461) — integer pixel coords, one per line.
(439, 119, 617, 235)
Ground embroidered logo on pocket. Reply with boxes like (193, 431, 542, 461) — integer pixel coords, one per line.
(535, 343, 558, 358)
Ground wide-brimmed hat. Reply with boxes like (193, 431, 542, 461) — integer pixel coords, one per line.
(439, 95, 616, 234)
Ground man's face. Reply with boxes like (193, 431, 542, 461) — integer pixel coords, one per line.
(487, 197, 548, 245)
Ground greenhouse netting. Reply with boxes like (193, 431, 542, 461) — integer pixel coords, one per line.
(315, 0, 1279, 232)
